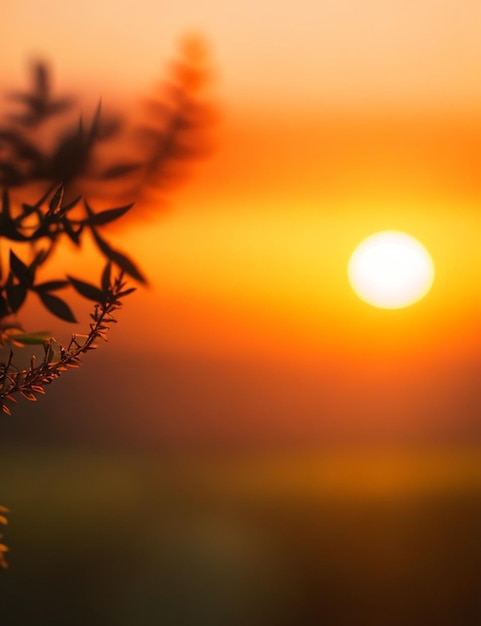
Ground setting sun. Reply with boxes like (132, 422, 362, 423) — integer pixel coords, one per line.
(348, 231, 435, 309)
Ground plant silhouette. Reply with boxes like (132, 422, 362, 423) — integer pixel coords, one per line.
(1, 37, 213, 208)
(0, 38, 213, 566)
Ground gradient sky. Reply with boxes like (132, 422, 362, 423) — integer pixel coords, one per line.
(4, 0, 481, 111)
(3, 0, 481, 447)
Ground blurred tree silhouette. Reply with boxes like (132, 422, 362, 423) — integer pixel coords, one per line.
(0, 36, 214, 209)
(0, 37, 214, 566)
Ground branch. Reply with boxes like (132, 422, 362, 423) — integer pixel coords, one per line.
(0, 269, 135, 413)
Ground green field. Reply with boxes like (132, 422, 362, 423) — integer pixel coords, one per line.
(1, 445, 481, 625)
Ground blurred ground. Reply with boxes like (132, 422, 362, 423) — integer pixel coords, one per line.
(1, 444, 481, 625)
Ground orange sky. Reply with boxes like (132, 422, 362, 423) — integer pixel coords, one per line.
(4, 0, 481, 113)
(3, 0, 481, 446)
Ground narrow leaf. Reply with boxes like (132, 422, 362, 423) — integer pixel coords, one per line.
(108, 249, 145, 283)
(20, 390, 38, 402)
(9, 250, 29, 282)
(38, 292, 77, 322)
(101, 262, 112, 293)
(44, 339, 64, 363)
(88, 203, 134, 226)
(68, 276, 105, 302)
(34, 280, 69, 292)
(30, 386, 45, 394)
(90, 226, 111, 256)
(91, 229, 146, 283)
(1, 190, 11, 219)
(49, 123, 87, 182)
(6, 284, 27, 313)
(63, 221, 82, 246)
(62, 195, 82, 212)
(48, 184, 64, 212)
(117, 287, 136, 298)
(31, 248, 49, 270)
(9, 332, 52, 345)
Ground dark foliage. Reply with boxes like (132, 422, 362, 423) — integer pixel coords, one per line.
(0, 185, 144, 324)
(0, 267, 134, 414)
(0, 38, 214, 207)
(0, 39, 214, 568)
(0, 39, 213, 416)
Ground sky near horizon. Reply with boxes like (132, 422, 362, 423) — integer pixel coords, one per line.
(2, 0, 481, 446)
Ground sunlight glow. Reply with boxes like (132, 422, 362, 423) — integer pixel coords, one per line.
(348, 231, 435, 309)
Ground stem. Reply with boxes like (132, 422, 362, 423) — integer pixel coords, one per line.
(0, 272, 131, 411)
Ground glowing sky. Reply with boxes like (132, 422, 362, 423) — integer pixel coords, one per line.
(3, 0, 481, 445)
(4, 0, 481, 111)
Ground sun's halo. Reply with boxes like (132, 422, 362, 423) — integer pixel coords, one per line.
(348, 231, 435, 309)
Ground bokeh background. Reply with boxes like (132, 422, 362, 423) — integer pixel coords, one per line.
(1, 1, 481, 624)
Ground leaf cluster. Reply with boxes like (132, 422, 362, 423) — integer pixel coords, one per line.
(0, 40, 214, 569)
(0, 46, 214, 208)
(0, 185, 144, 324)
(0, 264, 135, 413)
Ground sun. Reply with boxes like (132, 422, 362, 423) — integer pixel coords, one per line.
(348, 231, 435, 309)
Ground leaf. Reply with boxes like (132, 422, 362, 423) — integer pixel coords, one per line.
(5, 284, 27, 313)
(34, 247, 49, 264)
(87, 203, 134, 226)
(71, 334, 90, 348)
(117, 287, 136, 298)
(20, 202, 40, 219)
(48, 184, 64, 212)
(0, 295, 9, 318)
(91, 229, 146, 283)
(44, 338, 64, 363)
(37, 292, 77, 322)
(48, 122, 88, 183)
(101, 262, 112, 293)
(66, 360, 82, 368)
(99, 163, 141, 180)
(108, 249, 146, 283)
(9, 250, 29, 283)
(34, 280, 69, 291)
(9, 332, 52, 345)
(61, 195, 82, 213)
(63, 221, 83, 246)
(1, 190, 11, 219)
(68, 276, 105, 302)
(20, 390, 38, 402)
(19, 186, 51, 213)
